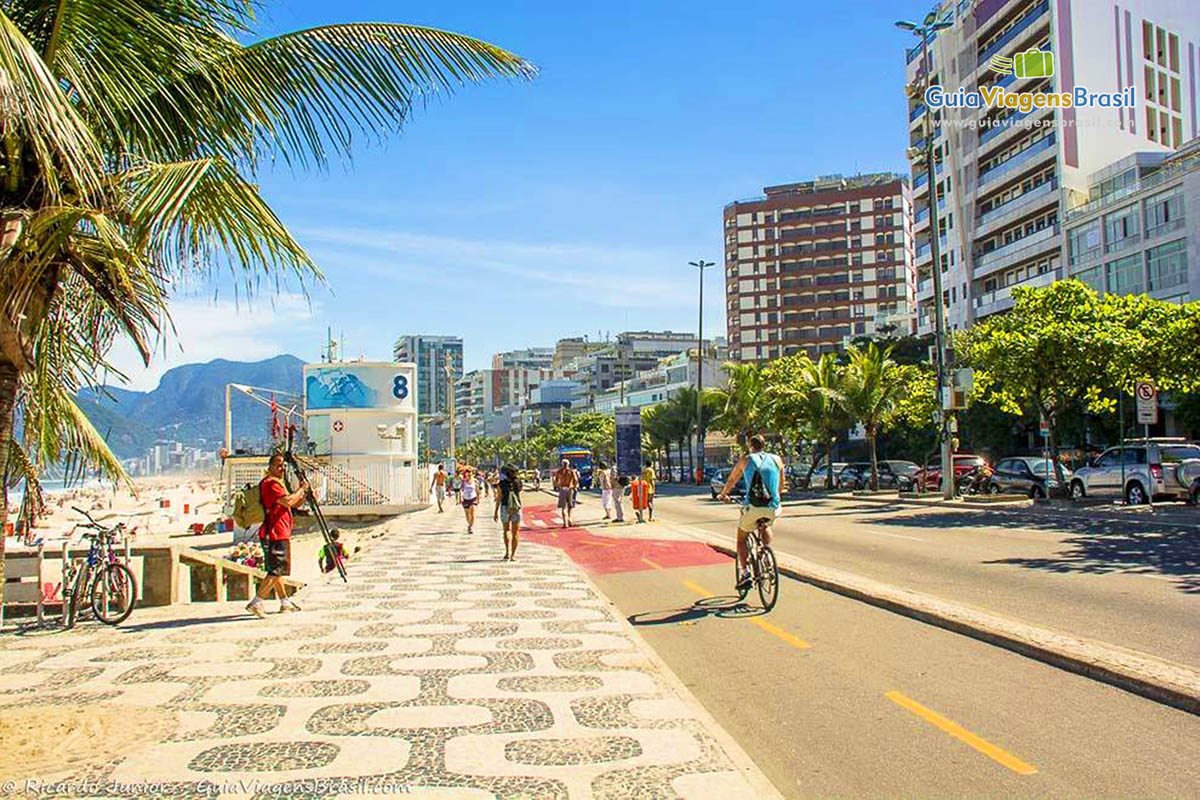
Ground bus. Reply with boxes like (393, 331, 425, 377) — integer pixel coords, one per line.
(557, 445, 594, 489)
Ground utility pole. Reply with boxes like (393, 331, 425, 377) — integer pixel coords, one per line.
(445, 352, 456, 460)
(896, 11, 954, 499)
(689, 259, 714, 484)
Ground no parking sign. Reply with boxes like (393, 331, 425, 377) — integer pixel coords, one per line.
(1135, 381, 1158, 425)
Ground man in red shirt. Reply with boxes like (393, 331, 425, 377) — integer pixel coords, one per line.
(247, 453, 309, 618)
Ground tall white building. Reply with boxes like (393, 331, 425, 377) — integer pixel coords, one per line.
(905, 0, 1199, 332)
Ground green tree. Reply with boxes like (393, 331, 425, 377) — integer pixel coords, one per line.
(959, 281, 1200, 484)
(769, 352, 850, 488)
(0, 0, 532, 586)
(708, 362, 766, 452)
(834, 343, 908, 490)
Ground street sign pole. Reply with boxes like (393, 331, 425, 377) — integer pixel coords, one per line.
(1119, 387, 1126, 505)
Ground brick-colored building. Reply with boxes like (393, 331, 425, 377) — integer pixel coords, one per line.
(723, 173, 915, 362)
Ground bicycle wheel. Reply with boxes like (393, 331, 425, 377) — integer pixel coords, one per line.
(756, 546, 779, 612)
(735, 541, 752, 602)
(91, 563, 137, 625)
(67, 565, 88, 628)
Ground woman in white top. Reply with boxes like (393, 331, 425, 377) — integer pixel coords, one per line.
(459, 467, 479, 534)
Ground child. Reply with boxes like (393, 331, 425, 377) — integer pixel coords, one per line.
(319, 530, 349, 580)
(629, 475, 650, 523)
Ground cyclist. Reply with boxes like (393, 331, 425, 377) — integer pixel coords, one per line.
(718, 434, 783, 592)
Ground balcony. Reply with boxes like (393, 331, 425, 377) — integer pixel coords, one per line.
(1064, 156, 1200, 222)
(977, 134, 1056, 189)
(975, 179, 1059, 236)
(976, 1, 1051, 68)
(973, 269, 1058, 317)
(973, 224, 1061, 278)
(916, 277, 934, 302)
(909, 103, 927, 122)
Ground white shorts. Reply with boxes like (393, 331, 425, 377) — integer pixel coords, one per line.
(738, 506, 780, 533)
(601, 489, 614, 509)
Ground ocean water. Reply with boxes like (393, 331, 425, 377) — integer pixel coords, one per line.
(7, 478, 111, 510)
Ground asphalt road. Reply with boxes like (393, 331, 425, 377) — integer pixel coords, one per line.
(646, 492, 1200, 669)
(589, 555, 1200, 798)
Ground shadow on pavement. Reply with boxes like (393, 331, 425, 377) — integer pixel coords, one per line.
(118, 614, 248, 632)
(867, 511, 1200, 594)
(629, 595, 769, 626)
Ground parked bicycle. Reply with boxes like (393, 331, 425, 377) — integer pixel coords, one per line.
(735, 518, 779, 612)
(64, 507, 138, 627)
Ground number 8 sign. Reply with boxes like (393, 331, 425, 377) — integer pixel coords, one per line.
(393, 375, 409, 400)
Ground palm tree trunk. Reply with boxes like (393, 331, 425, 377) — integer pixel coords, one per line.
(0, 358, 20, 588)
(825, 437, 836, 488)
(867, 427, 879, 490)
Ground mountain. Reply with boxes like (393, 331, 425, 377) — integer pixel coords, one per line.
(79, 354, 305, 459)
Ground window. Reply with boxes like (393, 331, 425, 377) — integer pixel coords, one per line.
(1106, 253, 1144, 295)
(1145, 189, 1183, 236)
(1103, 205, 1140, 252)
(1144, 65, 1155, 101)
(1067, 221, 1102, 265)
(1147, 239, 1187, 291)
(1146, 107, 1157, 141)
(1168, 33, 1180, 71)
(1075, 265, 1105, 293)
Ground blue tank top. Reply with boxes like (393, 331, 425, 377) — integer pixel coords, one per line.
(741, 452, 781, 509)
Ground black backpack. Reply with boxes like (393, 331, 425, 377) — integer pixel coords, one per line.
(748, 455, 772, 507)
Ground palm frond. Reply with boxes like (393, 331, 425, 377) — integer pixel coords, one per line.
(118, 156, 319, 287)
(125, 22, 536, 169)
(0, 7, 101, 200)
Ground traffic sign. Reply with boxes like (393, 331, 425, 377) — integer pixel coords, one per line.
(332, 419, 345, 433)
(1135, 381, 1158, 425)
(1039, 415, 1049, 438)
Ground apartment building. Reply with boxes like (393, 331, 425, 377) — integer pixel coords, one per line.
(492, 348, 554, 371)
(905, 0, 1199, 331)
(723, 173, 915, 362)
(589, 351, 729, 414)
(393, 335, 463, 416)
(1063, 140, 1198, 303)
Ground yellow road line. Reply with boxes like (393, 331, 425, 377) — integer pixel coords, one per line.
(641, 557, 662, 570)
(582, 540, 617, 547)
(750, 618, 810, 649)
(681, 581, 809, 649)
(884, 691, 1037, 775)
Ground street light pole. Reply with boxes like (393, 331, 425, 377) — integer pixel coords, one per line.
(689, 259, 714, 484)
(445, 353, 456, 461)
(897, 11, 955, 499)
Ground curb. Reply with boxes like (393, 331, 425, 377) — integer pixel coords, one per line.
(668, 525, 1200, 717)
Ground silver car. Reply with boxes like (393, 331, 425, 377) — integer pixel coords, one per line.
(1070, 439, 1200, 504)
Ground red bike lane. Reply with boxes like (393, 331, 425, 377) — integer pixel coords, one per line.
(518, 503, 729, 574)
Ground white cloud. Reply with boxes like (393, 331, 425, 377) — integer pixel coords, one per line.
(296, 227, 707, 310)
(103, 293, 320, 391)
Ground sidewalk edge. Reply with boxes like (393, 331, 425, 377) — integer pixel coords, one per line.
(569, 560, 787, 799)
(670, 525, 1200, 718)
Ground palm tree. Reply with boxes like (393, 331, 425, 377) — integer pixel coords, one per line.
(771, 353, 850, 489)
(836, 343, 907, 490)
(709, 362, 766, 452)
(641, 404, 673, 480)
(0, 0, 532, 558)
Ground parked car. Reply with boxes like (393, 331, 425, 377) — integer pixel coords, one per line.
(835, 463, 871, 489)
(709, 469, 746, 500)
(988, 456, 1073, 498)
(852, 460, 920, 489)
(915, 454, 988, 492)
(1070, 438, 1200, 504)
(807, 462, 848, 489)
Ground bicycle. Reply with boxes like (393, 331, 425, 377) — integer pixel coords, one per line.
(64, 507, 138, 628)
(735, 517, 779, 612)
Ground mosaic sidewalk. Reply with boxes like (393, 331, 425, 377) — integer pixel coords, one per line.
(0, 507, 777, 799)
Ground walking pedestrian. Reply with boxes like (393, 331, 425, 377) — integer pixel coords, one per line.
(246, 453, 307, 618)
(430, 463, 447, 512)
(596, 461, 614, 519)
(459, 466, 479, 534)
(553, 459, 578, 528)
(612, 474, 628, 523)
(497, 464, 523, 561)
(641, 459, 657, 521)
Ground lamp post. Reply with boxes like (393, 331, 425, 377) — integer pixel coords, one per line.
(896, 10, 955, 499)
(689, 259, 714, 484)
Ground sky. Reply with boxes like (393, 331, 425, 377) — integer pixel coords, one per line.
(110, 0, 916, 390)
